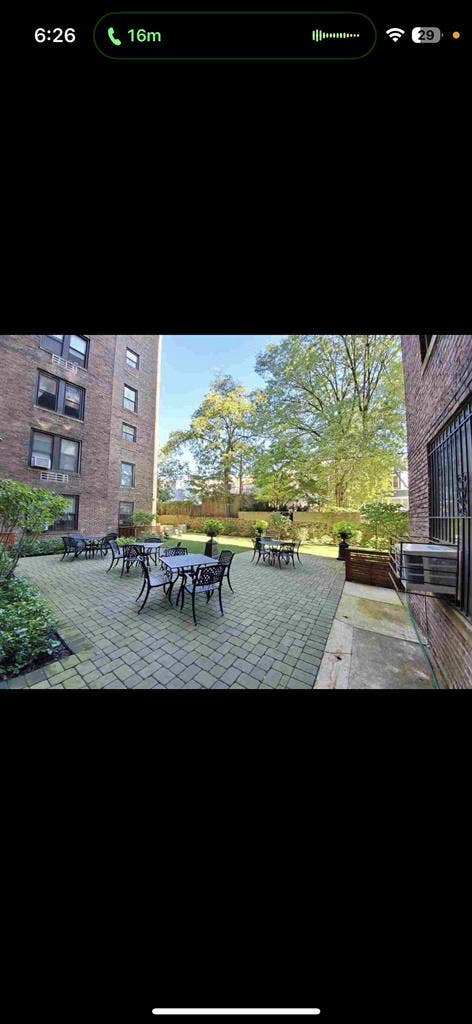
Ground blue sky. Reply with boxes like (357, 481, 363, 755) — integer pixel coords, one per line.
(158, 335, 284, 450)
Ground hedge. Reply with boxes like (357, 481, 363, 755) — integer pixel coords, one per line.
(0, 577, 60, 678)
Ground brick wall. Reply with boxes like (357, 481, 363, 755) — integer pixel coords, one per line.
(0, 334, 161, 536)
(401, 335, 472, 688)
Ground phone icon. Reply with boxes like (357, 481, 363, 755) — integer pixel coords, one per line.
(107, 26, 122, 46)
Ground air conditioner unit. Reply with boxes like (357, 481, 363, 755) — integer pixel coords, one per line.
(40, 471, 69, 483)
(394, 543, 457, 595)
(31, 455, 51, 469)
(51, 353, 78, 372)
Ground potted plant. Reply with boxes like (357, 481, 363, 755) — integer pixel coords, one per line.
(253, 518, 268, 537)
(203, 517, 224, 558)
(333, 520, 361, 561)
(133, 509, 154, 537)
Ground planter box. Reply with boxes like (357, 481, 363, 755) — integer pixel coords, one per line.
(0, 533, 15, 547)
(345, 548, 394, 589)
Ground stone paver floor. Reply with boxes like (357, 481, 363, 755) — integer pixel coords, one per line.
(8, 549, 346, 689)
(315, 581, 433, 688)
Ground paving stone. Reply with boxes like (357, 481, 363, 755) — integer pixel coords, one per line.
(22, 667, 47, 684)
(152, 666, 174, 685)
(103, 680, 128, 688)
(237, 673, 262, 689)
(264, 668, 283, 686)
(194, 670, 215, 688)
(291, 667, 315, 685)
(220, 667, 240, 685)
(30, 681, 53, 689)
(271, 660, 292, 676)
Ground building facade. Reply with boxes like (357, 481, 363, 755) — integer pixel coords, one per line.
(0, 335, 161, 536)
(401, 335, 472, 688)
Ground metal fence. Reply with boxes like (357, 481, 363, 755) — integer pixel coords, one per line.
(428, 396, 472, 618)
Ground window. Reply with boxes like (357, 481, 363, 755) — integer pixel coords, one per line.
(59, 438, 80, 473)
(126, 348, 140, 370)
(36, 372, 84, 419)
(429, 396, 472, 619)
(68, 335, 88, 368)
(48, 496, 79, 532)
(123, 385, 138, 412)
(30, 431, 81, 473)
(122, 423, 137, 443)
(420, 335, 437, 364)
(40, 335, 89, 368)
(119, 501, 134, 526)
(37, 373, 58, 411)
(31, 431, 53, 469)
(121, 462, 135, 487)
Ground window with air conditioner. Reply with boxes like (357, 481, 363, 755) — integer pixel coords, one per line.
(40, 335, 89, 368)
(31, 431, 53, 469)
(30, 431, 81, 474)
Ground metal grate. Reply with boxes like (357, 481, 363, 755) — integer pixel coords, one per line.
(428, 396, 472, 618)
(51, 353, 78, 373)
(40, 471, 69, 483)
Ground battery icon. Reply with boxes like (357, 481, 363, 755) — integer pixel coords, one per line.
(412, 27, 441, 43)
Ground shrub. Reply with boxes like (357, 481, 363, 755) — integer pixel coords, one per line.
(319, 534, 334, 545)
(0, 543, 14, 583)
(252, 519, 269, 536)
(133, 509, 154, 530)
(12, 538, 64, 558)
(360, 501, 408, 545)
(268, 512, 292, 538)
(291, 525, 309, 544)
(0, 577, 60, 678)
(203, 518, 224, 536)
(332, 520, 362, 544)
(0, 480, 69, 579)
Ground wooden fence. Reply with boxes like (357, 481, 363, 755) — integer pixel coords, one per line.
(345, 548, 394, 589)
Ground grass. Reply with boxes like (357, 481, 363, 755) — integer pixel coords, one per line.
(168, 532, 338, 559)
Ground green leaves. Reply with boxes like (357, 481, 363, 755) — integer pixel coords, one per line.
(0, 576, 59, 677)
(0, 480, 69, 578)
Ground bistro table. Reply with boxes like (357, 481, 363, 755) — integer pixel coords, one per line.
(74, 535, 107, 558)
(159, 553, 218, 605)
(256, 537, 296, 567)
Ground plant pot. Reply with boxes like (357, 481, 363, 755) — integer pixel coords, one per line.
(337, 534, 350, 561)
(204, 536, 218, 558)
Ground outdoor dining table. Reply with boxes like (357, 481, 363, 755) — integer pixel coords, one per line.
(256, 537, 296, 567)
(121, 540, 164, 572)
(159, 553, 219, 605)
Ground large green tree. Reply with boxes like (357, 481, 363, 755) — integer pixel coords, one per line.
(254, 335, 405, 507)
(162, 374, 261, 515)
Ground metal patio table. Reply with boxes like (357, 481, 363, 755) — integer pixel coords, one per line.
(121, 541, 164, 574)
(256, 537, 295, 567)
(159, 553, 219, 606)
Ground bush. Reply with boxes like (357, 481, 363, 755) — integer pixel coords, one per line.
(0, 479, 69, 579)
(319, 534, 334, 545)
(0, 543, 14, 582)
(360, 501, 408, 544)
(252, 519, 269, 536)
(268, 512, 292, 538)
(332, 520, 362, 544)
(133, 509, 154, 530)
(0, 577, 60, 678)
(13, 538, 65, 558)
(291, 525, 309, 544)
(203, 518, 225, 536)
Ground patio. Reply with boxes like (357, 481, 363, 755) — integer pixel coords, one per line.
(9, 549, 346, 688)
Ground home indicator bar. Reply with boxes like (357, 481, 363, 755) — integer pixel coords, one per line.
(153, 1012, 321, 1016)
(94, 12, 377, 59)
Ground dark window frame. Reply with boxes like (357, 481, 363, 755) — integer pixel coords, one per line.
(36, 370, 85, 420)
(122, 422, 137, 443)
(123, 384, 138, 413)
(120, 461, 135, 487)
(419, 335, 438, 368)
(30, 428, 81, 474)
(40, 335, 90, 369)
(118, 501, 134, 526)
(47, 495, 80, 532)
(126, 348, 140, 370)
(428, 396, 472, 620)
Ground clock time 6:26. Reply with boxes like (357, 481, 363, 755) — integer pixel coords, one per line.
(34, 27, 76, 43)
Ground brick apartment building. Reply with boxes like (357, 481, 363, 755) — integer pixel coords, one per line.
(401, 335, 472, 688)
(0, 335, 161, 536)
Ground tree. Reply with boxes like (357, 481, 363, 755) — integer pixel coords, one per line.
(162, 374, 261, 516)
(255, 335, 405, 507)
(359, 500, 409, 546)
(156, 449, 190, 503)
(0, 480, 68, 579)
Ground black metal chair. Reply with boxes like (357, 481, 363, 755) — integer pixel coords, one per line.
(61, 535, 86, 559)
(106, 538, 128, 573)
(159, 545, 188, 558)
(177, 562, 226, 626)
(251, 537, 262, 562)
(277, 542, 296, 568)
(99, 532, 118, 558)
(135, 557, 175, 613)
(218, 549, 235, 591)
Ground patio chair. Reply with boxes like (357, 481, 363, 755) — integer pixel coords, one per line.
(62, 535, 86, 559)
(61, 536, 79, 560)
(277, 542, 296, 568)
(177, 562, 226, 626)
(135, 556, 175, 613)
(99, 532, 118, 557)
(251, 537, 262, 562)
(106, 538, 128, 573)
(218, 549, 235, 591)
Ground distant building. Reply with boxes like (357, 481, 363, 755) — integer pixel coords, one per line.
(401, 334, 472, 688)
(392, 468, 409, 509)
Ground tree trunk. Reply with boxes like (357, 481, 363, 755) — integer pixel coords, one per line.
(239, 454, 243, 496)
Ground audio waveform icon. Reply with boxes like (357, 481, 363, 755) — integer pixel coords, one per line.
(312, 28, 360, 42)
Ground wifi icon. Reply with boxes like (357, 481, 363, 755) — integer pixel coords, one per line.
(386, 27, 405, 42)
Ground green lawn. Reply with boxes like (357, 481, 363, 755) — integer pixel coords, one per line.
(168, 532, 338, 559)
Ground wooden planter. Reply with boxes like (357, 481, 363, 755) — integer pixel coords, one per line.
(0, 533, 15, 547)
(345, 547, 394, 589)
